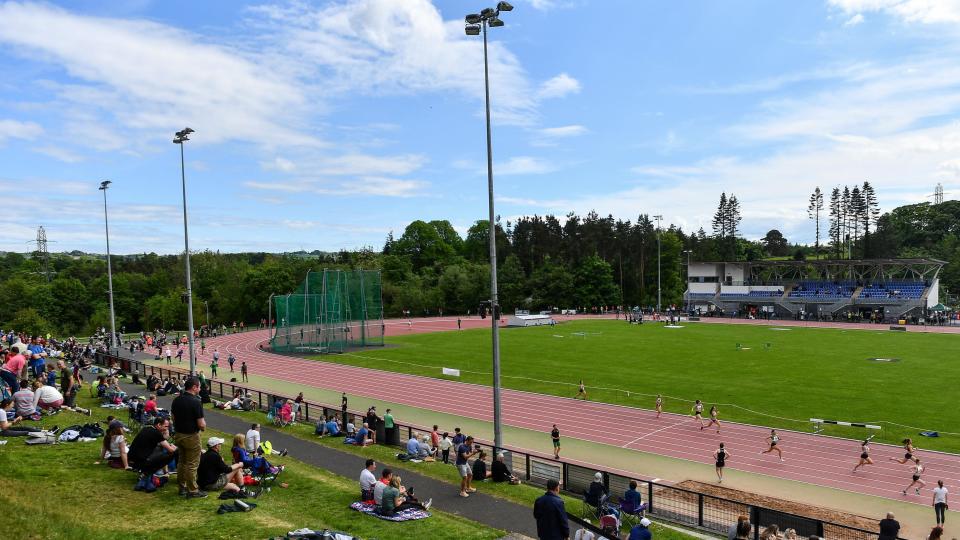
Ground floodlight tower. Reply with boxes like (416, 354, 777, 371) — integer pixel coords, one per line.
(464, 1, 513, 454)
(173, 127, 197, 376)
(99, 181, 117, 353)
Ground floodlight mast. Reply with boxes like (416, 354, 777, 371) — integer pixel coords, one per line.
(99, 180, 117, 353)
(464, 3, 512, 455)
(173, 127, 197, 376)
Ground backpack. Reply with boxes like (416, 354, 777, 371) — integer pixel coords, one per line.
(79, 423, 104, 439)
(59, 424, 83, 442)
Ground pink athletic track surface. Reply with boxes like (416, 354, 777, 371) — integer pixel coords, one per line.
(202, 318, 960, 505)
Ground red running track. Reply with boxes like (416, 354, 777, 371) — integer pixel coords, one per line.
(197, 319, 960, 505)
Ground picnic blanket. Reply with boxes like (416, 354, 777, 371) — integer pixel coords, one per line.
(349, 501, 430, 521)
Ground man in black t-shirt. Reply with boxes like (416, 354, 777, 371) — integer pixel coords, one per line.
(171, 377, 206, 498)
(128, 417, 178, 476)
(878, 513, 900, 540)
(197, 437, 244, 494)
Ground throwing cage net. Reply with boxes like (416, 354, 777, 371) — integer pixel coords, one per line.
(270, 269, 385, 354)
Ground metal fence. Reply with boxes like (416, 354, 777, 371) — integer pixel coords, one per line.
(96, 352, 890, 540)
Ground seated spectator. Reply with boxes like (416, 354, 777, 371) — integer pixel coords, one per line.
(279, 399, 293, 424)
(128, 416, 177, 476)
(380, 475, 430, 515)
(0, 344, 27, 392)
(585, 471, 607, 507)
(144, 394, 159, 416)
(728, 515, 750, 540)
(0, 398, 52, 437)
(417, 435, 436, 461)
(359, 459, 377, 502)
(621, 480, 643, 512)
(102, 424, 132, 470)
(198, 437, 245, 495)
(346, 420, 357, 436)
(231, 433, 286, 471)
(406, 432, 420, 456)
(352, 422, 372, 446)
(783, 529, 797, 540)
(491, 452, 521, 484)
(760, 524, 781, 540)
(472, 450, 492, 480)
(374, 468, 392, 508)
(316, 416, 342, 437)
(628, 517, 653, 540)
(13, 381, 37, 418)
(45, 364, 57, 387)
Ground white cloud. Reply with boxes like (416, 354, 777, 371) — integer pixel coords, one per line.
(32, 145, 83, 163)
(537, 125, 587, 138)
(537, 73, 581, 99)
(0, 2, 317, 149)
(262, 157, 297, 172)
(245, 175, 428, 198)
(828, 0, 960, 24)
(496, 156, 556, 175)
(0, 118, 43, 143)
(844, 13, 865, 25)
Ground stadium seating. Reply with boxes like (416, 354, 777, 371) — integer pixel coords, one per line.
(859, 281, 926, 299)
(788, 281, 855, 299)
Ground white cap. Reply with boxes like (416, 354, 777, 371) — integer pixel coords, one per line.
(207, 436, 225, 447)
(640, 518, 652, 527)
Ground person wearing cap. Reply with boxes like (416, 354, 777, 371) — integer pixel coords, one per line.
(197, 436, 245, 495)
(533, 479, 569, 540)
(628, 518, 653, 540)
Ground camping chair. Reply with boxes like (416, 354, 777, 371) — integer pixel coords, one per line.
(599, 514, 621, 538)
(618, 498, 648, 528)
(580, 492, 609, 521)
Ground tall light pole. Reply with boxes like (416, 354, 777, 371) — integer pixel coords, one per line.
(173, 127, 197, 376)
(654, 215, 663, 313)
(466, 1, 512, 453)
(682, 249, 692, 313)
(99, 180, 117, 352)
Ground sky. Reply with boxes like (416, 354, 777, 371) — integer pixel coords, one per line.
(1, 0, 959, 254)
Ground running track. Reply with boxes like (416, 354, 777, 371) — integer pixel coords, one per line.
(192, 317, 960, 505)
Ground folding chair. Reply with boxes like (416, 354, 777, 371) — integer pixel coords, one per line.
(599, 514, 621, 538)
(580, 492, 608, 521)
(618, 498, 648, 528)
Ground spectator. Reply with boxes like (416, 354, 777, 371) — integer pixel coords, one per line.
(621, 480, 642, 512)
(143, 394, 159, 417)
(359, 459, 377, 502)
(439, 432, 453, 464)
(0, 343, 27, 391)
(878, 512, 900, 540)
(760, 524, 780, 540)
(782, 529, 797, 540)
(245, 423, 261, 453)
(374, 468, 392, 508)
(380, 475, 430, 515)
(472, 450, 492, 480)
(292, 392, 304, 422)
(197, 437, 245, 495)
(533, 479, 569, 540)
(0, 398, 50, 436)
(384, 408, 395, 434)
(628, 518, 653, 540)
(418, 434, 436, 461)
(452, 427, 465, 447)
(430, 424, 440, 450)
(102, 424, 131, 470)
(491, 452, 521, 484)
(317, 416, 341, 437)
(128, 416, 178, 476)
(171, 377, 206, 499)
(353, 422, 372, 446)
(932, 480, 948, 527)
(735, 521, 752, 540)
(928, 526, 944, 540)
(585, 471, 606, 507)
(457, 435, 480, 497)
(13, 380, 36, 418)
(406, 432, 420, 456)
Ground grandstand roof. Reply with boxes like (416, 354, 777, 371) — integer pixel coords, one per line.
(701, 258, 947, 267)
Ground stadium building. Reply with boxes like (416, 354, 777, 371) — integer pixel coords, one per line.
(684, 258, 945, 322)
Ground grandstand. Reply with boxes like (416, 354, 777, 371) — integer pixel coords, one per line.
(684, 258, 945, 322)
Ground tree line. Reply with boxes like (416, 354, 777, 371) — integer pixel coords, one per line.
(1, 196, 957, 337)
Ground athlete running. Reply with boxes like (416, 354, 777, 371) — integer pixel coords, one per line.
(655, 394, 663, 418)
(692, 399, 704, 426)
(890, 438, 916, 465)
(853, 439, 874, 472)
(575, 380, 588, 400)
(761, 429, 784, 461)
(903, 457, 926, 495)
(701, 405, 721, 433)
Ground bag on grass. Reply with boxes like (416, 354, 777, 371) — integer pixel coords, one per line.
(59, 425, 82, 442)
(79, 423, 104, 438)
(25, 434, 56, 445)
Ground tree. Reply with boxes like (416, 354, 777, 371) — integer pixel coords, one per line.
(807, 187, 824, 256)
(712, 192, 728, 239)
(861, 181, 880, 257)
(10, 307, 51, 336)
(762, 230, 789, 257)
(497, 255, 527, 312)
(829, 187, 842, 258)
(573, 254, 619, 308)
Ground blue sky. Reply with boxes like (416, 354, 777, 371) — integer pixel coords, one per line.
(1, 0, 959, 254)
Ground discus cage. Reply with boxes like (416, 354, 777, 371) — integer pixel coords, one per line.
(269, 269, 385, 354)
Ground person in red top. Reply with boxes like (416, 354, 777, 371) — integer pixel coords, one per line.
(144, 394, 159, 415)
(1, 344, 28, 392)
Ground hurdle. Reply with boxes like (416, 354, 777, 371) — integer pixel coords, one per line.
(810, 418, 881, 435)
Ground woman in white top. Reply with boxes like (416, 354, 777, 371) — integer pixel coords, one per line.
(101, 424, 131, 470)
(932, 480, 948, 526)
(762, 429, 784, 461)
(903, 457, 926, 495)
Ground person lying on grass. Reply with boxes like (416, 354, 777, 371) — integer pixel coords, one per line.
(0, 398, 55, 437)
(198, 437, 246, 495)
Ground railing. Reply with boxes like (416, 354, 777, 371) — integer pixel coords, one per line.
(95, 352, 894, 540)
